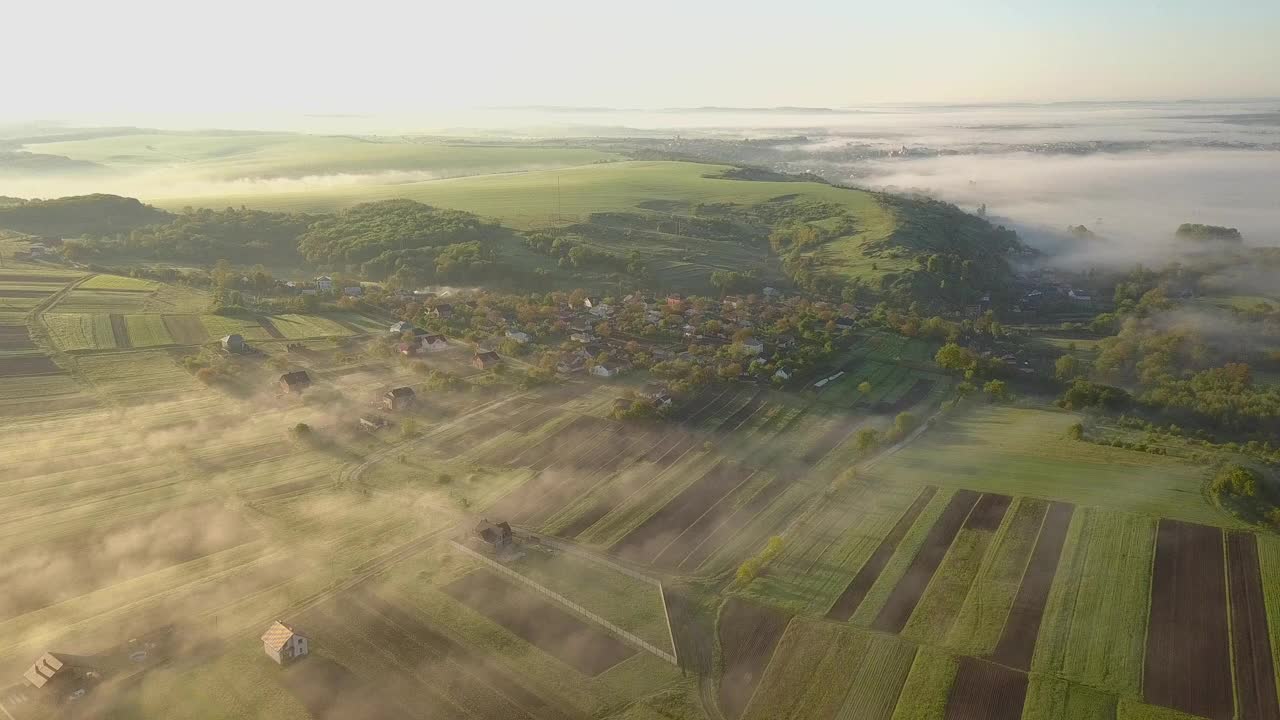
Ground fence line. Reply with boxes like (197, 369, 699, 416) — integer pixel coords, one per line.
(449, 540, 678, 665)
(520, 531, 662, 589)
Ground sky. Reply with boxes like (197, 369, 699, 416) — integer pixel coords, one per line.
(5, 0, 1279, 122)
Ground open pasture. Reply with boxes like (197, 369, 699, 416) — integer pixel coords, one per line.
(42, 312, 118, 351)
(52, 288, 153, 313)
(78, 274, 158, 291)
(869, 404, 1226, 527)
(265, 313, 357, 339)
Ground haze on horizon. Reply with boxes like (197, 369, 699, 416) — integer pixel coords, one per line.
(5, 0, 1280, 126)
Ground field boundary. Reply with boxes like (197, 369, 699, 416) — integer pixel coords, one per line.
(449, 540, 678, 665)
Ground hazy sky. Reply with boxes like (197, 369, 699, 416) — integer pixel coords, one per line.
(6, 0, 1279, 119)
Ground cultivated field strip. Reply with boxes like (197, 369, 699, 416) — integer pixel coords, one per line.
(676, 471, 790, 572)
(443, 568, 637, 676)
(1143, 520, 1233, 720)
(872, 489, 981, 633)
(827, 486, 938, 620)
(991, 501, 1073, 670)
(718, 598, 792, 720)
(1225, 531, 1280, 720)
(943, 657, 1028, 720)
(611, 459, 757, 565)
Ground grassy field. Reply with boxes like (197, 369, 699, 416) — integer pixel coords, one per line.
(78, 274, 158, 291)
(43, 312, 118, 351)
(869, 404, 1227, 527)
(23, 132, 619, 182)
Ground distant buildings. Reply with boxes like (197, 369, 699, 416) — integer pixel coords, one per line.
(314, 276, 333, 292)
(261, 621, 309, 665)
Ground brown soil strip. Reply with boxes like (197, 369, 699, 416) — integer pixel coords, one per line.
(665, 589, 714, 675)
(1143, 519, 1232, 720)
(826, 486, 939, 621)
(677, 473, 792, 572)
(0, 355, 62, 376)
(990, 501, 1074, 670)
(443, 568, 636, 676)
(0, 274, 78, 283)
(651, 468, 758, 569)
(718, 390, 766, 432)
(0, 325, 35, 350)
(258, 316, 285, 339)
(108, 313, 132, 349)
(1227, 531, 1280, 720)
(717, 598, 792, 720)
(964, 493, 1012, 532)
(161, 314, 209, 345)
(612, 460, 756, 565)
(944, 657, 1029, 720)
(553, 432, 681, 539)
(0, 289, 55, 298)
(872, 490, 982, 633)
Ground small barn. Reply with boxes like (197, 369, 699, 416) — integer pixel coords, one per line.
(475, 519, 513, 549)
(383, 386, 416, 411)
(430, 304, 453, 319)
(278, 370, 312, 394)
(22, 652, 97, 698)
(389, 321, 417, 336)
(359, 414, 389, 431)
(472, 350, 500, 370)
(261, 621, 309, 665)
(221, 334, 246, 353)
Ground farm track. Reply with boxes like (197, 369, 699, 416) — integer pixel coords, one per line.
(990, 501, 1074, 670)
(943, 657, 1028, 720)
(1144, 520, 1233, 720)
(1226, 531, 1280, 720)
(872, 490, 981, 633)
(826, 486, 938, 621)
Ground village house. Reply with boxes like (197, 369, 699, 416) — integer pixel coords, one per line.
(389, 321, 416, 336)
(773, 368, 792, 382)
(420, 333, 449, 352)
(278, 370, 311, 394)
(398, 342, 417, 356)
(383, 386, 416, 411)
(505, 330, 531, 344)
(640, 382, 673, 406)
(261, 621, 309, 665)
(475, 519, 513, 549)
(472, 350, 501, 370)
(430, 303, 454, 319)
(583, 296, 602, 309)
(591, 362, 627, 378)
(314, 276, 333, 292)
(221, 334, 246, 353)
(359, 414, 389, 431)
(740, 338, 766, 355)
(588, 302, 612, 318)
(570, 331, 595, 344)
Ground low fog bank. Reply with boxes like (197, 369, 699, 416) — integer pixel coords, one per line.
(851, 148, 1280, 270)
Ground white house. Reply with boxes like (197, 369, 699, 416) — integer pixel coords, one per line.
(591, 363, 626, 378)
(314, 276, 333, 292)
(261, 621, 309, 665)
(773, 368, 791, 381)
(505, 330, 531, 344)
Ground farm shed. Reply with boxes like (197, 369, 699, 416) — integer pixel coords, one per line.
(278, 370, 312, 393)
(313, 276, 332, 292)
(505, 330, 531, 344)
(359, 414, 389, 431)
(221, 334, 246, 353)
(261, 621, 309, 665)
(430, 304, 453, 319)
(383, 386, 416, 411)
(592, 363, 627, 378)
(472, 351, 500, 370)
(389, 321, 417, 336)
(476, 519, 513, 549)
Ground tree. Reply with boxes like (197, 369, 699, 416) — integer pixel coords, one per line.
(935, 342, 977, 373)
(1055, 354, 1081, 382)
(892, 412, 918, 439)
(858, 381, 872, 396)
(1066, 422, 1084, 441)
(854, 428, 881, 453)
(983, 379, 1009, 402)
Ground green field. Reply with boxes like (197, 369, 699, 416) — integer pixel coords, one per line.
(869, 404, 1226, 527)
(43, 312, 118, 351)
(79, 274, 158, 291)
(24, 132, 619, 183)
